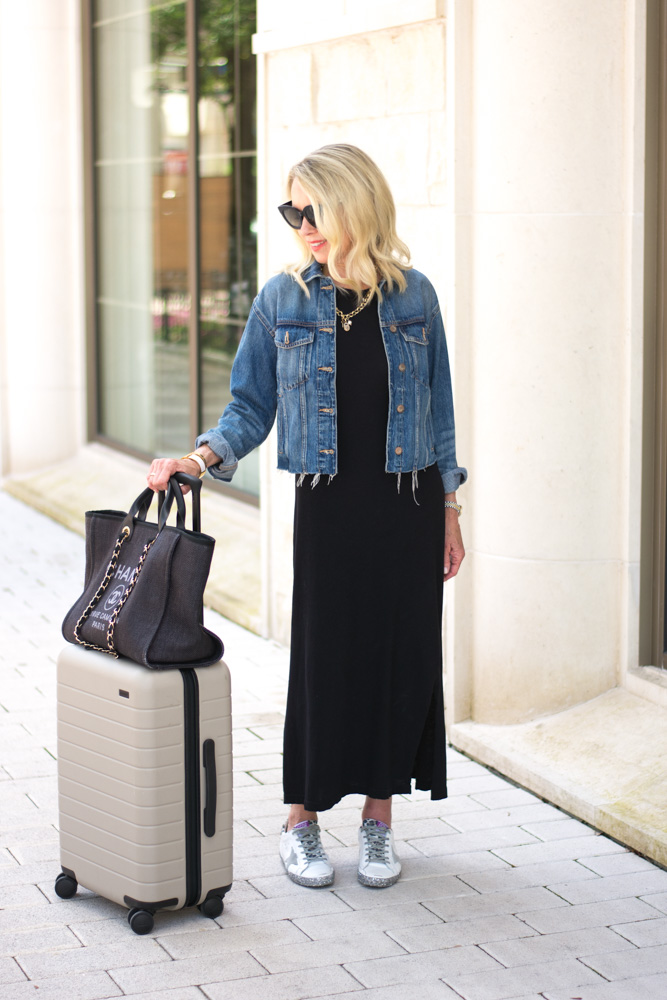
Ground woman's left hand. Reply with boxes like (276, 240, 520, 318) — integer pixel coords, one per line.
(444, 510, 465, 581)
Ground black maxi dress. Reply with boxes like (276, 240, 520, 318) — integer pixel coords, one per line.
(283, 288, 447, 812)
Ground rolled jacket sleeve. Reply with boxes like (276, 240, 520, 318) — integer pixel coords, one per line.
(428, 296, 468, 493)
(196, 297, 277, 482)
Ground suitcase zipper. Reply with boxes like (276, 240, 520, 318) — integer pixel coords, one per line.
(181, 668, 202, 908)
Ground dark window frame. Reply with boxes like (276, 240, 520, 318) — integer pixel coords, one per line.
(640, 0, 667, 665)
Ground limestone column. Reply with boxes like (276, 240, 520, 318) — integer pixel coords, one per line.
(449, 0, 638, 723)
(0, 0, 85, 474)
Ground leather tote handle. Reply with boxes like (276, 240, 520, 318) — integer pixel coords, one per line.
(159, 473, 202, 533)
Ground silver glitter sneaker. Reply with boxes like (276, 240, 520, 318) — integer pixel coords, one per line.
(279, 820, 334, 887)
(358, 818, 401, 887)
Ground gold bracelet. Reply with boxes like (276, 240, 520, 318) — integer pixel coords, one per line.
(180, 452, 207, 478)
(444, 501, 462, 516)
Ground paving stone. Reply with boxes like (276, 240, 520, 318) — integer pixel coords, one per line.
(246, 724, 286, 741)
(387, 913, 537, 952)
(642, 892, 667, 914)
(544, 973, 667, 999)
(444, 803, 562, 832)
(612, 915, 667, 947)
(0, 821, 58, 851)
(469, 788, 542, 809)
(0, 848, 19, 868)
(517, 896, 664, 933)
(344, 945, 501, 988)
(578, 852, 657, 876)
(201, 965, 364, 1000)
(325, 984, 463, 1000)
(407, 826, 540, 858)
(234, 852, 289, 880)
(233, 834, 290, 860)
(219, 892, 352, 928)
(15, 938, 170, 980)
(235, 771, 265, 788)
(160, 918, 310, 958)
(394, 796, 488, 820)
(482, 925, 636, 967)
(333, 874, 476, 910)
(233, 753, 283, 772)
(520, 817, 598, 841)
(444, 957, 606, 1000)
(581, 943, 667, 980)
(250, 930, 406, 973)
(0, 896, 113, 930)
(0, 971, 122, 1000)
(232, 821, 264, 844)
(0, 860, 64, 889)
(549, 871, 667, 905)
(0, 958, 27, 985)
(234, 738, 284, 757)
(493, 835, 625, 867)
(445, 760, 492, 778)
(384, 851, 509, 880)
(123, 991, 209, 1000)
(293, 901, 442, 940)
(444, 775, 517, 797)
(0, 924, 80, 957)
(456, 859, 598, 894)
(108, 951, 266, 993)
(395, 817, 462, 841)
(232, 729, 264, 745)
(248, 768, 285, 785)
(6, 839, 60, 864)
(223, 879, 267, 903)
(422, 885, 569, 922)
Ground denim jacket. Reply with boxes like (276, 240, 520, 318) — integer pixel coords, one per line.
(196, 263, 467, 493)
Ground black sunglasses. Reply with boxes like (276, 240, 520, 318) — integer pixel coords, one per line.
(278, 201, 318, 230)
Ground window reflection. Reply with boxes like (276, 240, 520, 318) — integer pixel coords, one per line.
(93, 0, 258, 497)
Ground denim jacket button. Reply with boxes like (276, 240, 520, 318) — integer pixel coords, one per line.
(395, 446, 403, 455)
(390, 324, 397, 332)
(396, 404, 405, 413)
(398, 363, 406, 372)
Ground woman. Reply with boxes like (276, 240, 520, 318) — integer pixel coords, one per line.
(148, 144, 466, 890)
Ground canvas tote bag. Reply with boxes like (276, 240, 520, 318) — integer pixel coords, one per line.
(62, 473, 223, 669)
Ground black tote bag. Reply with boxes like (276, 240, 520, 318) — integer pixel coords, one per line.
(62, 473, 223, 669)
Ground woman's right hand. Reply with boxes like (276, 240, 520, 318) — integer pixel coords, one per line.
(147, 457, 199, 493)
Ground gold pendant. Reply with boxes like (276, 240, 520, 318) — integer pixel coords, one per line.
(343, 319, 352, 331)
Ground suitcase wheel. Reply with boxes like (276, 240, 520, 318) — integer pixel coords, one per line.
(127, 908, 154, 935)
(54, 873, 78, 899)
(198, 896, 224, 919)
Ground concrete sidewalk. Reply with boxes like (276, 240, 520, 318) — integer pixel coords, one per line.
(1, 489, 667, 1000)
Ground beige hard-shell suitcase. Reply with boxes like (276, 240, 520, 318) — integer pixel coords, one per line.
(54, 644, 233, 934)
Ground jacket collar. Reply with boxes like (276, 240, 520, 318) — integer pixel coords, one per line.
(303, 261, 325, 283)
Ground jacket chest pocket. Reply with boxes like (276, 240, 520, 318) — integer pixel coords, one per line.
(275, 326, 316, 391)
(398, 324, 430, 386)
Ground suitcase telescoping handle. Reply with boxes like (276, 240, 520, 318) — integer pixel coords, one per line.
(203, 738, 217, 837)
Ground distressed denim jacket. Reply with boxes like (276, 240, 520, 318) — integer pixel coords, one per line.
(196, 263, 467, 493)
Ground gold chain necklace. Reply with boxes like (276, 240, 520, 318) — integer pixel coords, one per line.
(336, 288, 373, 331)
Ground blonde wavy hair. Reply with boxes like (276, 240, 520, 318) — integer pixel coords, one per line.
(284, 144, 411, 302)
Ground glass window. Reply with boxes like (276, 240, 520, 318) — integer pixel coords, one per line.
(91, 0, 258, 497)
